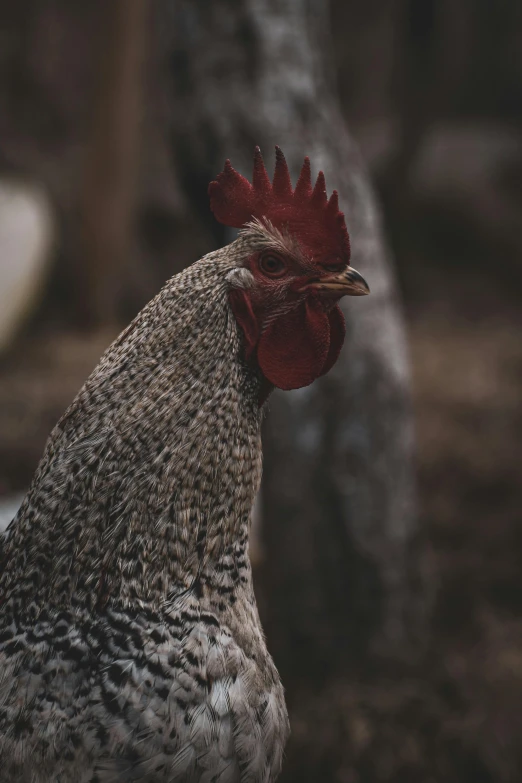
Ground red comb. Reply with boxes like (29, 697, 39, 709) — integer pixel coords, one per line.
(208, 146, 350, 264)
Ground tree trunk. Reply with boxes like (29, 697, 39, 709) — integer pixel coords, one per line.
(78, 0, 148, 325)
(161, 0, 418, 675)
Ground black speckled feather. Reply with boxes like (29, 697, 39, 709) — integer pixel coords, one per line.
(0, 232, 289, 782)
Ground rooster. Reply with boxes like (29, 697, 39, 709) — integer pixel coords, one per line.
(0, 147, 369, 782)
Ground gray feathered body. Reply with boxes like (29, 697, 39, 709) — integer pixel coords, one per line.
(0, 239, 289, 781)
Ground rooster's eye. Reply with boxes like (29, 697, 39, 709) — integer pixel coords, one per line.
(259, 253, 287, 278)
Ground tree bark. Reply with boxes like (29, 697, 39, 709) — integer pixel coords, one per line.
(160, 0, 418, 677)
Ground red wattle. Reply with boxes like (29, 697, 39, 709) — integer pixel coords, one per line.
(319, 304, 346, 377)
(229, 291, 347, 391)
(257, 298, 331, 390)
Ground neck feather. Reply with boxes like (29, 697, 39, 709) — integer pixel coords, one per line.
(2, 248, 264, 611)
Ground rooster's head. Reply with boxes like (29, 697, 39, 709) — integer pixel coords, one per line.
(209, 146, 369, 393)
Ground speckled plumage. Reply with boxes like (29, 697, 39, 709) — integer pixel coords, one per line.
(0, 229, 290, 782)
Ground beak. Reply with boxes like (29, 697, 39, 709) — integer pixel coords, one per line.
(301, 266, 370, 297)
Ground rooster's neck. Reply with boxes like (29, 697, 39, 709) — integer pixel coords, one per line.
(3, 249, 265, 613)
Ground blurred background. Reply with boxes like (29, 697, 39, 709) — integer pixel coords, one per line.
(0, 1, 521, 781)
